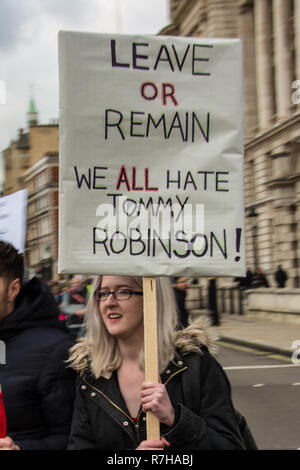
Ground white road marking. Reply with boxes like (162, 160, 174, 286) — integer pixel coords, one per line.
(223, 364, 299, 370)
(252, 384, 265, 387)
(292, 382, 300, 386)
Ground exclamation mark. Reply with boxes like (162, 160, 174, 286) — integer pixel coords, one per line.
(235, 228, 241, 262)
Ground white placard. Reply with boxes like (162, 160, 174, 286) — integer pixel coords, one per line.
(58, 31, 245, 277)
(0, 189, 28, 252)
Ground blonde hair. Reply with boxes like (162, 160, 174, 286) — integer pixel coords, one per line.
(67, 276, 214, 379)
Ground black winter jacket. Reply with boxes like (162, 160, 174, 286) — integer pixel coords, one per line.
(68, 349, 244, 450)
(0, 277, 75, 450)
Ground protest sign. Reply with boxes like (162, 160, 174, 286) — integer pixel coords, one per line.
(58, 31, 245, 277)
(0, 189, 28, 253)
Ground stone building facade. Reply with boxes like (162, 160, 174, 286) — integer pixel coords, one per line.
(23, 153, 59, 279)
(161, 0, 300, 287)
(2, 99, 59, 278)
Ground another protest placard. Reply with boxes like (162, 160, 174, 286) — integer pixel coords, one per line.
(0, 189, 28, 253)
(58, 31, 245, 277)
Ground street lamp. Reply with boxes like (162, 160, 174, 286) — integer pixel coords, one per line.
(247, 207, 258, 270)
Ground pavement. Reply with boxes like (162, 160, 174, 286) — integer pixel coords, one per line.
(214, 313, 300, 358)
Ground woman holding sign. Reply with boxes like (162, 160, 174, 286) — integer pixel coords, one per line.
(67, 275, 244, 450)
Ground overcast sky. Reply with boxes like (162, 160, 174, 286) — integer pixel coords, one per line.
(0, 0, 170, 187)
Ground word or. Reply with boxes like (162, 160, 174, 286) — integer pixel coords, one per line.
(140, 81, 178, 106)
(104, 109, 210, 143)
(111, 39, 213, 76)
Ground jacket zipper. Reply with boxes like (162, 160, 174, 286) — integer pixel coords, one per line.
(83, 379, 136, 425)
(163, 366, 188, 386)
(84, 378, 143, 444)
(134, 407, 143, 443)
(83, 366, 187, 444)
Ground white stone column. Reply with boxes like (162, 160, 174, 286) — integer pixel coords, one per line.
(273, 0, 293, 120)
(239, 3, 258, 137)
(294, 0, 300, 110)
(206, 0, 238, 37)
(254, 0, 274, 130)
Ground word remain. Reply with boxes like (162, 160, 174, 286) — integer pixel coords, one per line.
(104, 109, 210, 143)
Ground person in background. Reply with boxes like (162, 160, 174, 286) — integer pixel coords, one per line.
(252, 268, 269, 288)
(85, 277, 95, 299)
(50, 280, 62, 306)
(64, 275, 87, 338)
(69, 275, 87, 317)
(244, 269, 253, 289)
(0, 241, 75, 450)
(67, 275, 245, 450)
(274, 265, 288, 288)
(208, 278, 220, 326)
(172, 277, 190, 329)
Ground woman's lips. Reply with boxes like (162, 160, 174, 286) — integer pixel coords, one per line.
(107, 313, 123, 321)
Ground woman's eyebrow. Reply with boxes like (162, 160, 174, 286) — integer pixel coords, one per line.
(99, 285, 140, 290)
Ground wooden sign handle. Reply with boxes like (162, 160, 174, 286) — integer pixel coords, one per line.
(143, 276, 160, 440)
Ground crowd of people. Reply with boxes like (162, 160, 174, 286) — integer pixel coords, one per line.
(235, 265, 288, 290)
(47, 275, 93, 337)
(0, 241, 257, 451)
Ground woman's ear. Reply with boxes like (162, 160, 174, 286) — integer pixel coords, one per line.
(8, 278, 21, 303)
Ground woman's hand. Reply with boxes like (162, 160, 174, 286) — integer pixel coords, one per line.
(136, 437, 171, 450)
(0, 436, 20, 450)
(141, 381, 175, 427)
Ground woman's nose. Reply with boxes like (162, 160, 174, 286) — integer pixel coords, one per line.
(105, 292, 118, 304)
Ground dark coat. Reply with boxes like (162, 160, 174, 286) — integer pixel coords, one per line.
(173, 287, 189, 328)
(68, 349, 244, 450)
(0, 277, 75, 450)
(275, 267, 288, 288)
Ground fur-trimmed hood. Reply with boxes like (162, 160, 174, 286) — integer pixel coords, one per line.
(174, 315, 219, 356)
